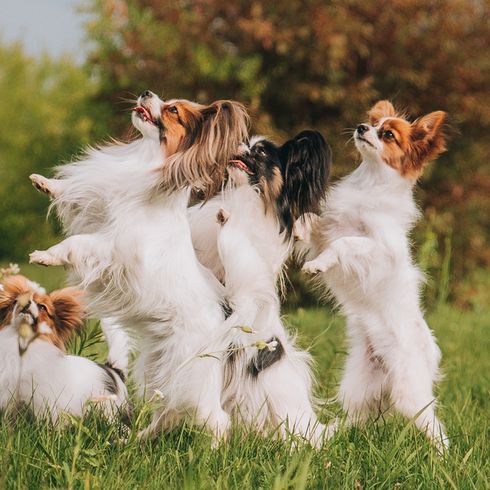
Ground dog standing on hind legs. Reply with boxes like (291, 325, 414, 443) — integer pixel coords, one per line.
(300, 100, 449, 450)
(29, 90, 249, 444)
(189, 131, 332, 446)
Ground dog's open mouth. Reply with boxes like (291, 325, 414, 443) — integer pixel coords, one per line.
(229, 159, 253, 175)
(133, 106, 157, 125)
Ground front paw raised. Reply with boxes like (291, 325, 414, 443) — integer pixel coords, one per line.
(29, 250, 62, 267)
(302, 253, 336, 274)
(30, 174, 58, 198)
(302, 260, 326, 274)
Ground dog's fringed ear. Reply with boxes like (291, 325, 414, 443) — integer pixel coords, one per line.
(0, 275, 30, 327)
(368, 100, 398, 126)
(277, 130, 332, 238)
(406, 111, 448, 173)
(166, 100, 249, 198)
(50, 288, 85, 345)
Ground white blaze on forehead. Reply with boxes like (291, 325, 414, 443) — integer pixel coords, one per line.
(164, 98, 202, 110)
(249, 135, 267, 148)
(237, 135, 266, 155)
(26, 280, 46, 295)
(377, 116, 406, 128)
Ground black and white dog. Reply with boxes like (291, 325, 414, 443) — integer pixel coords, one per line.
(189, 131, 332, 445)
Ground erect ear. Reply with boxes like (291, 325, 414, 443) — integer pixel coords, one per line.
(410, 111, 448, 163)
(367, 100, 398, 126)
(50, 288, 85, 344)
(277, 130, 332, 238)
(0, 275, 30, 327)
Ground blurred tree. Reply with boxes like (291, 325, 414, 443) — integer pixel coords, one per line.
(0, 43, 108, 260)
(86, 0, 490, 280)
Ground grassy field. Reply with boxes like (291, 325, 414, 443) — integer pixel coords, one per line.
(0, 266, 488, 489)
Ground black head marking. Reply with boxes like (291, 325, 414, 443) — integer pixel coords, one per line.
(277, 130, 332, 237)
(236, 131, 332, 239)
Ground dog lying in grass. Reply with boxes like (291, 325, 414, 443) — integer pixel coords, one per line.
(0, 275, 129, 423)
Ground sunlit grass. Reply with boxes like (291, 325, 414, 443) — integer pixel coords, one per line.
(0, 267, 488, 488)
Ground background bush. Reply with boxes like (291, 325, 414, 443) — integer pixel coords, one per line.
(1, 0, 489, 302)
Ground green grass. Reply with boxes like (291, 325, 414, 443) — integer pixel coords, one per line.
(1, 267, 489, 489)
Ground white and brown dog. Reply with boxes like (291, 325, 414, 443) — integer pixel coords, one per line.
(298, 101, 449, 449)
(29, 91, 249, 442)
(0, 275, 128, 422)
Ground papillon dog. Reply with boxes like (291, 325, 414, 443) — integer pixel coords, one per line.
(29, 91, 249, 442)
(298, 100, 449, 449)
(0, 275, 128, 422)
(188, 131, 331, 445)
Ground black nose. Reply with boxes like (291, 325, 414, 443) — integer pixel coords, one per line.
(357, 124, 369, 136)
(140, 90, 152, 98)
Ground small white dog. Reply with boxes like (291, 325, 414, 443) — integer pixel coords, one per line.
(0, 275, 129, 422)
(29, 91, 249, 442)
(189, 131, 331, 445)
(299, 100, 449, 449)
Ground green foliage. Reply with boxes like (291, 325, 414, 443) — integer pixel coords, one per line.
(86, 0, 490, 280)
(0, 43, 108, 261)
(1, 298, 488, 488)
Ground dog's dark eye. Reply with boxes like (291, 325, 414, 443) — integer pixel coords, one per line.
(168, 106, 178, 115)
(383, 130, 394, 140)
(256, 147, 267, 156)
(37, 303, 47, 312)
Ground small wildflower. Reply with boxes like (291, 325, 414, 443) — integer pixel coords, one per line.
(17, 321, 34, 342)
(266, 340, 278, 352)
(234, 325, 255, 334)
(153, 389, 165, 399)
(9, 263, 20, 275)
(17, 320, 36, 356)
(0, 263, 20, 279)
(255, 340, 267, 350)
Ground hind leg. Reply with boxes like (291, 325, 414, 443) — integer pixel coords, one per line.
(387, 349, 448, 451)
(30, 174, 65, 199)
(250, 338, 325, 447)
(137, 407, 182, 441)
(270, 373, 325, 447)
(191, 360, 231, 445)
(332, 328, 387, 435)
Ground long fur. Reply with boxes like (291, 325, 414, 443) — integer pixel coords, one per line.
(188, 131, 331, 444)
(0, 275, 128, 421)
(29, 91, 249, 441)
(300, 100, 449, 450)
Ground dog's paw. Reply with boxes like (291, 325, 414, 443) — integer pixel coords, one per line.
(216, 208, 230, 225)
(302, 259, 327, 274)
(302, 251, 337, 274)
(30, 174, 57, 198)
(29, 250, 61, 267)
